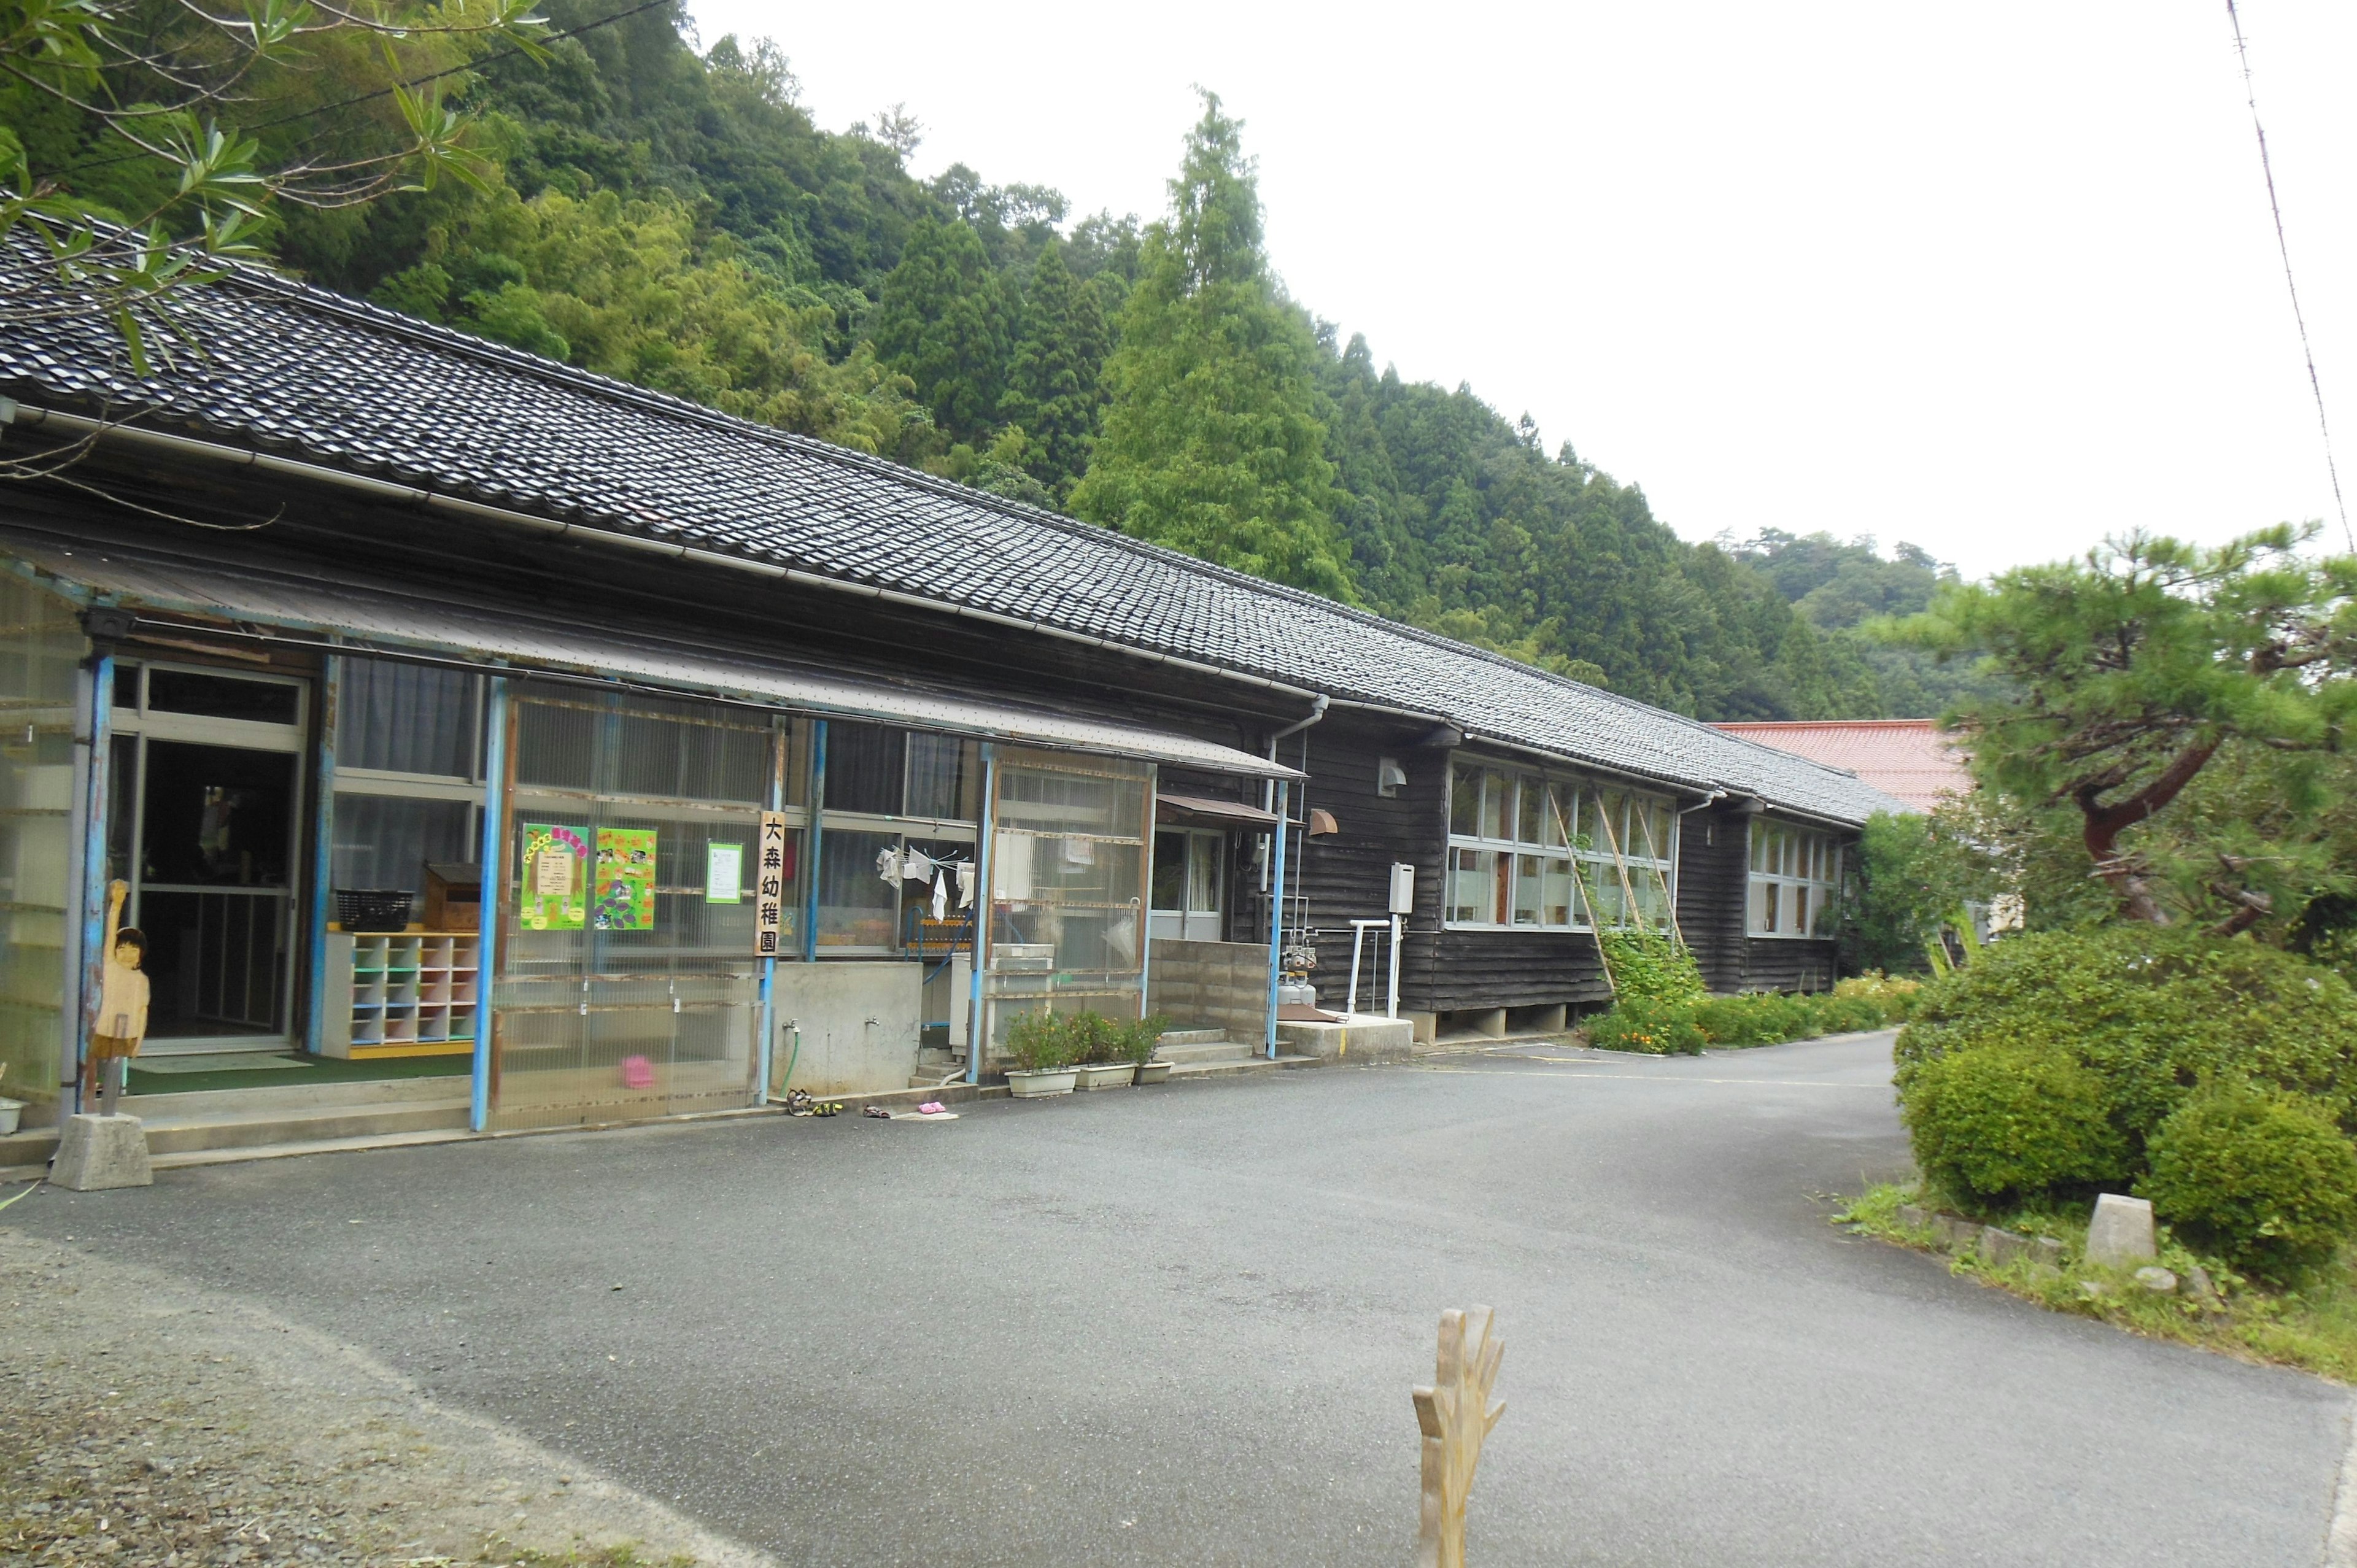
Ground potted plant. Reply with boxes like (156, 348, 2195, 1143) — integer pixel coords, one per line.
(1070, 1013, 1137, 1091)
(1005, 1012, 1078, 1098)
(1128, 1014, 1174, 1085)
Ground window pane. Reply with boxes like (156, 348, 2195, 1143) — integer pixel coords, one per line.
(1542, 782, 1573, 848)
(1634, 866, 1671, 930)
(1542, 855, 1574, 927)
(1480, 770, 1509, 840)
(614, 698, 768, 804)
(817, 827, 900, 948)
(339, 661, 478, 776)
(1450, 764, 1481, 835)
(331, 794, 473, 925)
(1596, 789, 1627, 854)
(1634, 798, 1671, 862)
(1151, 830, 1186, 911)
(1512, 854, 1543, 925)
(907, 732, 977, 820)
(1448, 847, 1498, 923)
(1757, 878, 1779, 933)
(824, 722, 907, 816)
(1585, 861, 1624, 928)
(149, 668, 301, 725)
(1188, 833, 1222, 916)
(1517, 775, 1542, 846)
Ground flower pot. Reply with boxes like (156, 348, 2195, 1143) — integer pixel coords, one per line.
(1006, 1068, 1077, 1098)
(0, 1097, 21, 1136)
(1132, 1061, 1173, 1086)
(1071, 1062, 1135, 1091)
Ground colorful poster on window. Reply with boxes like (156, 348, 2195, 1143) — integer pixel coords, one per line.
(521, 824, 590, 930)
(594, 828, 657, 930)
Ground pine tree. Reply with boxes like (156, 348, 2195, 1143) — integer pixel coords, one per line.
(869, 217, 1012, 442)
(1069, 95, 1354, 599)
(998, 242, 1110, 501)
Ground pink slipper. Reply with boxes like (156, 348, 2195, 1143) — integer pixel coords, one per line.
(917, 1101, 946, 1115)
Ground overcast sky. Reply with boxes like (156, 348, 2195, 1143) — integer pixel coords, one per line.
(684, 1, 2356, 581)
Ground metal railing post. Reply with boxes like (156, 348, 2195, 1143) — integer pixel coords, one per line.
(1265, 779, 1288, 1059)
(470, 675, 508, 1134)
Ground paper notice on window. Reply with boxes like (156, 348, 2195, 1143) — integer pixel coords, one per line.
(706, 842, 743, 903)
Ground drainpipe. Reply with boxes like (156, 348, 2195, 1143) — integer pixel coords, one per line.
(1266, 778, 1290, 1060)
(1260, 695, 1326, 893)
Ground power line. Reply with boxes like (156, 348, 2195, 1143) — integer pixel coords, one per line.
(2224, 0, 2353, 554)
(52, 0, 674, 178)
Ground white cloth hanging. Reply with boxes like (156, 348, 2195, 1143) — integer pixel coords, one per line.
(901, 849, 935, 884)
(956, 862, 977, 908)
(875, 845, 902, 884)
(932, 871, 950, 921)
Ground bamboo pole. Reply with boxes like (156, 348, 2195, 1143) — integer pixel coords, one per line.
(1546, 787, 1616, 998)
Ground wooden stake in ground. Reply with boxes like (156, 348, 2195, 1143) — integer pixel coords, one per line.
(1412, 1307, 1506, 1568)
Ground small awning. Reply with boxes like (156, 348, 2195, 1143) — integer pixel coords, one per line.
(9, 535, 1302, 781)
(1156, 792, 1280, 829)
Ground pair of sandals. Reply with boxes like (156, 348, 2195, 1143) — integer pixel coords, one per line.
(784, 1089, 844, 1118)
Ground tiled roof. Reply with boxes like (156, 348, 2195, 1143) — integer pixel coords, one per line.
(1714, 720, 1970, 814)
(0, 258, 1905, 825)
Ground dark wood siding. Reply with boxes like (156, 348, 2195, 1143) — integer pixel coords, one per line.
(1744, 938, 1840, 994)
(1676, 803, 1752, 994)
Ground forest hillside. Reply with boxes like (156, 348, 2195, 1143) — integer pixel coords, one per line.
(4, 1, 1981, 719)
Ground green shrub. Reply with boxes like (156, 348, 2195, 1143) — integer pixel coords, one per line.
(1119, 1013, 1172, 1065)
(2141, 1084, 2357, 1282)
(1835, 970, 1924, 1022)
(1817, 994, 1891, 1034)
(1006, 1010, 1079, 1072)
(1587, 998, 1705, 1056)
(1598, 931, 1706, 1006)
(1693, 992, 1814, 1046)
(1895, 927, 2357, 1145)
(1902, 1044, 2127, 1206)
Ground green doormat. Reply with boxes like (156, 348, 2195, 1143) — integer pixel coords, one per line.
(131, 1052, 312, 1075)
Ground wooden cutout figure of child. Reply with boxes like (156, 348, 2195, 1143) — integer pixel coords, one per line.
(85, 878, 149, 1116)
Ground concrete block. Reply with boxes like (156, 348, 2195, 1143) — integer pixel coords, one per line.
(2134, 1266, 2180, 1294)
(1932, 1214, 1979, 1251)
(50, 1114, 152, 1191)
(2086, 1194, 2156, 1269)
(2027, 1263, 2064, 1288)
(1894, 1204, 1929, 1231)
(2032, 1237, 2065, 1269)
(1275, 1015, 1415, 1064)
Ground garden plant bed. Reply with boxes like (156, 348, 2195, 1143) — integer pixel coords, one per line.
(1838, 1182, 2357, 1383)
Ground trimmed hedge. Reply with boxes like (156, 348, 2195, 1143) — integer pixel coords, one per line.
(1894, 927, 2357, 1142)
(1585, 983, 1909, 1056)
(2141, 1084, 2357, 1282)
(1902, 1045, 2126, 1203)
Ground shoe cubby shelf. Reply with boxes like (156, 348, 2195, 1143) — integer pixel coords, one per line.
(323, 931, 482, 1059)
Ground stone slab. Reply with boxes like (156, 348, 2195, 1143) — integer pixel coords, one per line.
(50, 1113, 153, 1191)
(2086, 1193, 2156, 1269)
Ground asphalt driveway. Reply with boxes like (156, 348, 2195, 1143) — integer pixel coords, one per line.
(12, 1033, 2350, 1566)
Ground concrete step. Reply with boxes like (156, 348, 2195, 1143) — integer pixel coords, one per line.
(1155, 1039, 1253, 1067)
(1168, 1052, 1322, 1078)
(1, 1123, 60, 1173)
(1156, 1028, 1229, 1048)
(137, 1097, 471, 1156)
(125, 1073, 467, 1120)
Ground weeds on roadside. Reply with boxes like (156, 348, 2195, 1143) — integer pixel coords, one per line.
(1836, 1181, 2357, 1383)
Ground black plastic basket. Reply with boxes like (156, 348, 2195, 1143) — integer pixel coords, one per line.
(335, 888, 415, 931)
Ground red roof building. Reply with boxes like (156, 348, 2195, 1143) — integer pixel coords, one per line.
(1712, 720, 1971, 814)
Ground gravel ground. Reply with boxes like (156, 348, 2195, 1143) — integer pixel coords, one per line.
(0, 1225, 771, 1568)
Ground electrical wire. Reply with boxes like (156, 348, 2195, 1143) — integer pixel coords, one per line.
(2224, 0, 2353, 554)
